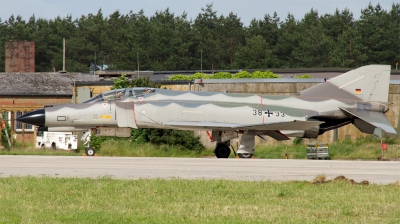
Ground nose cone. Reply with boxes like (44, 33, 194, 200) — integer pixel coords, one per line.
(17, 109, 45, 126)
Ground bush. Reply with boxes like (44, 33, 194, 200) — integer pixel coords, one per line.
(91, 128, 205, 152)
(251, 71, 280, 78)
(89, 134, 117, 151)
(295, 74, 312, 79)
(1, 121, 13, 150)
(145, 129, 205, 151)
(168, 71, 280, 80)
(209, 72, 232, 79)
(292, 137, 304, 145)
(191, 72, 208, 79)
(168, 74, 192, 81)
(232, 71, 252, 78)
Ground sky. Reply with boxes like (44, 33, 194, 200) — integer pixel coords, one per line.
(0, 0, 396, 25)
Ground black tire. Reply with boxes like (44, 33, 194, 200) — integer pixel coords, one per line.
(85, 147, 95, 156)
(238, 153, 253, 159)
(214, 143, 231, 158)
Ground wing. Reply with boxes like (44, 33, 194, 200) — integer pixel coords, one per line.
(163, 120, 323, 141)
(163, 120, 323, 131)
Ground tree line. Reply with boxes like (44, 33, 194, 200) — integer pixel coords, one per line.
(0, 3, 399, 73)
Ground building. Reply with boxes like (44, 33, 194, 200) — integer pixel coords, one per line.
(0, 72, 99, 147)
(5, 41, 35, 73)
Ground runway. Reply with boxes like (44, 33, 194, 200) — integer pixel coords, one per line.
(0, 156, 399, 184)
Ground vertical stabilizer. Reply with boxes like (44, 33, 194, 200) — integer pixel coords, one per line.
(300, 65, 391, 102)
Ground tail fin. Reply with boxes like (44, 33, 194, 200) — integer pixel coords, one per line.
(300, 65, 391, 103)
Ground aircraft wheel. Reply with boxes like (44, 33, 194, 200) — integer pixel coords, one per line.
(238, 153, 253, 159)
(214, 143, 231, 158)
(85, 147, 95, 156)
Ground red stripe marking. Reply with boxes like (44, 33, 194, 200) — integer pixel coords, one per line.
(132, 102, 138, 127)
(206, 131, 213, 142)
(260, 94, 264, 109)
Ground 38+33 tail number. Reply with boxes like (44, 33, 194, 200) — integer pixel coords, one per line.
(252, 109, 285, 117)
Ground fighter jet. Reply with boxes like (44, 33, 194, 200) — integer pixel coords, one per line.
(18, 65, 396, 158)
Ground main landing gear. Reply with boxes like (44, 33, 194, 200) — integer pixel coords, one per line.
(213, 132, 256, 159)
(214, 142, 231, 158)
(236, 132, 255, 158)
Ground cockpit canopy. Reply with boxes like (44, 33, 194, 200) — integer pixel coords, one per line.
(82, 88, 156, 103)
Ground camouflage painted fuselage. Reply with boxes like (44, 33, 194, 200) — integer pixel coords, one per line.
(41, 87, 353, 139)
(17, 65, 396, 157)
(20, 65, 396, 144)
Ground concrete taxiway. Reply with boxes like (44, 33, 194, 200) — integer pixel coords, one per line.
(0, 156, 399, 184)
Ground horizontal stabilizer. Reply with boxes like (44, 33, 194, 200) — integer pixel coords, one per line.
(340, 107, 397, 134)
(163, 120, 323, 131)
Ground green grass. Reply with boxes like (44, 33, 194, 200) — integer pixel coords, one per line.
(0, 147, 82, 156)
(255, 137, 400, 160)
(0, 176, 399, 223)
(254, 144, 307, 159)
(99, 140, 214, 157)
(2, 136, 400, 160)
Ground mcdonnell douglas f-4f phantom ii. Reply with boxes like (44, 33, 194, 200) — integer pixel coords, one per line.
(18, 65, 396, 158)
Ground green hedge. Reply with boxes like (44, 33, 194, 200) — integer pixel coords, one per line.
(168, 71, 280, 81)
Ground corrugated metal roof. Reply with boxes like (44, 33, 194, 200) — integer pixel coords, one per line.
(0, 72, 99, 96)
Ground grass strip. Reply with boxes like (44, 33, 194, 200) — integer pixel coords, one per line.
(1, 136, 400, 161)
(0, 176, 399, 223)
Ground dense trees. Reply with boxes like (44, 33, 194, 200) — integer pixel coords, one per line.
(0, 3, 399, 72)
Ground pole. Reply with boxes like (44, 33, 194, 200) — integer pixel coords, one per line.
(73, 79, 76, 104)
(21, 120, 25, 148)
(201, 49, 203, 73)
(94, 52, 96, 80)
(10, 111, 14, 148)
(62, 38, 65, 71)
(137, 52, 140, 78)
(0, 113, 2, 148)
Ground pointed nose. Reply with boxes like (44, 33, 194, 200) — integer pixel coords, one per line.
(17, 109, 45, 126)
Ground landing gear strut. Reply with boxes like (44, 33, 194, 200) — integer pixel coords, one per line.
(214, 142, 231, 158)
(83, 129, 95, 156)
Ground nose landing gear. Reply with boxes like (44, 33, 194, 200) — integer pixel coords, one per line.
(85, 147, 95, 156)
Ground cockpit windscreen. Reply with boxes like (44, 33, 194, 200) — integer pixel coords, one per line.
(82, 89, 126, 103)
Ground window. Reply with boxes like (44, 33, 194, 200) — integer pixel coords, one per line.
(15, 111, 34, 132)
